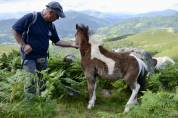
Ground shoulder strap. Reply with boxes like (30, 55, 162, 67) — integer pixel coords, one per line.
(21, 12, 38, 65)
(51, 23, 55, 30)
(26, 12, 38, 34)
(49, 23, 55, 31)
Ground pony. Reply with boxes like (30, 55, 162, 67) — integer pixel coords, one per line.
(75, 24, 148, 112)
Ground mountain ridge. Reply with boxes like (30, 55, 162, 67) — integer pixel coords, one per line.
(0, 9, 178, 44)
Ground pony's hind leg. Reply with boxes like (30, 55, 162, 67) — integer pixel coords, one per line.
(124, 80, 140, 112)
(86, 75, 97, 109)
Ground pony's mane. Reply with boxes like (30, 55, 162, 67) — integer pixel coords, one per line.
(78, 24, 94, 37)
(78, 24, 103, 46)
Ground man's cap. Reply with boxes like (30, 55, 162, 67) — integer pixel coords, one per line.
(46, 1, 65, 18)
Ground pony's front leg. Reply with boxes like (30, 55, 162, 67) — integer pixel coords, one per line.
(87, 76, 97, 109)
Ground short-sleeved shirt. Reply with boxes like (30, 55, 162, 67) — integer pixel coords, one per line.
(12, 12, 60, 59)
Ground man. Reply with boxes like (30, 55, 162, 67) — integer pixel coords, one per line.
(12, 1, 78, 95)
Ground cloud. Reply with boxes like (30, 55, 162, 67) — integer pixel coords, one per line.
(0, 0, 178, 13)
(61, 0, 178, 13)
(0, 0, 51, 13)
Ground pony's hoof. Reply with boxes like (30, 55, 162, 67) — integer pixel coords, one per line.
(124, 107, 130, 113)
(87, 103, 94, 109)
(87, 105, 92, 109)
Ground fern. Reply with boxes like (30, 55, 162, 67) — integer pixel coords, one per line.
(125, 91, 178, 118)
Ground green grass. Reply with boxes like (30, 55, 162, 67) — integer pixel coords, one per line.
(0, 44, 80, 60)
(104, 29, 178, 59)
(53, 89, 129, 118)
(0, 29, 178, 118)
(0, 44, 17, 55)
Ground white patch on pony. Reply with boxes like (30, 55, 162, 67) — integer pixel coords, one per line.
(89, 39, 115, 75)
(88, 83, 97, 109)
(124, 82, 140, 112)
(124, 53, 147, 112)
(130, 53, 148, 79)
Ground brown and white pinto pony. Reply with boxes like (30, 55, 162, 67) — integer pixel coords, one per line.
(75, 24, 148, 112)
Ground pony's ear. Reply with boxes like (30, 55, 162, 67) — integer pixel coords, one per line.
(86, 26, 89, 31)
(76, 24, 79, 30)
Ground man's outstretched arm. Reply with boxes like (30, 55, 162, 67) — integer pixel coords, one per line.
(55, 40, 79, 49)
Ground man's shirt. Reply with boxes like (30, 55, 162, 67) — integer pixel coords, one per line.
(12, 12, 60, 59)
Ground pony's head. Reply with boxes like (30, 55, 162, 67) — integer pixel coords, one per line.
(75, 24, 89, 48)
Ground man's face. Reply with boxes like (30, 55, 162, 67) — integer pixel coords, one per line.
(46, 9, 59, 22)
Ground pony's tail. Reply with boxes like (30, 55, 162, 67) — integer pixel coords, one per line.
(130, 53, 148, 91)
(137, 67, 147, 91)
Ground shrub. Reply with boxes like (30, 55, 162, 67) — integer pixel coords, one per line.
(147, 65, 178, 92)
(0, 50, 21, 72)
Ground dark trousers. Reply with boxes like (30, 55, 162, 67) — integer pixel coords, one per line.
(23, 58, 48, 95)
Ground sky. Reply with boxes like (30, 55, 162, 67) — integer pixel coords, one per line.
(0, 0, 178, 14)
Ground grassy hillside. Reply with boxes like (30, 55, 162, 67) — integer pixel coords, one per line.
(97, 15, 178, 40)
(0, 44, 17, 55)
(104, 29, 178, 59)
(0, 44, 79, 59)
(1, 29, 178, 59)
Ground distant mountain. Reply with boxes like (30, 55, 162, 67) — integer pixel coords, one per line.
(54, 11, 110, 37)
(81, 10, 135, 24)
(0, 12, 28, 20)
(0, 11, 111, 44)
(0, 9, 178, 44)
(81, 9, 178, 24)
(96, 14, 178, 40)
(0, 19, 17, 44)
(137, 9, 178, 17)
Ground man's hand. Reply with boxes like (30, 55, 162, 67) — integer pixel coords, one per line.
(23, 44, 32, 54)
(73, 45, 79, 49)
(12, 29, 33, 54)
(71, 42, 79, 49)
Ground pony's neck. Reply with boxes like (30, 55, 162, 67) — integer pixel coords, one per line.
(79, 37, 90, 57)
(80, 47, 90, 57)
